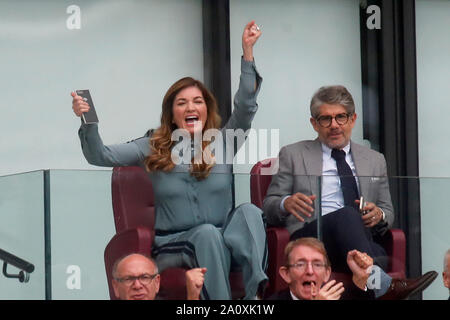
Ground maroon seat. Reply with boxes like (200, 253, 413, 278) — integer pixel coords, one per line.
(104, 166, 245, 300)
(250, 158, 406, 298)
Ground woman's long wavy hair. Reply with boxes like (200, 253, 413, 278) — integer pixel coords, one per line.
(144, 77, 222, 180)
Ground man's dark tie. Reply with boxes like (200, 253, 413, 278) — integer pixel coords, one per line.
(331, 148, 359, 209)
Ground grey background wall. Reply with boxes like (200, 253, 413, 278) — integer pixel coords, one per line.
(416, 0, 450, 300)
(0, 0, 203, 177)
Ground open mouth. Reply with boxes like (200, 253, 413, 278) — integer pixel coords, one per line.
(302, 280, 316, 288)
(185, 115, 199, 126)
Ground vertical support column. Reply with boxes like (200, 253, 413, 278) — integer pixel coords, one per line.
(202, 0, 232, 123)
(202, 0, 235, 207)
(379, 0, 421, 287)
(360, 0, 381, 151)
(44, 170, 52, 300)
(360, 0, 421, 297)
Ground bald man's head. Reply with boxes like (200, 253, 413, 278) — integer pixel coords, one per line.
(112, 254, 160, 300)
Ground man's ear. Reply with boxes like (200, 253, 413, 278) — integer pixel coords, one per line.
(310, 117, 319, 132)
(349, 112, 357, 128)
(324, 267, 332, 283)
(112, 279, 120, 299)
(154, 274, 161, 294)
(279, 266, 292, 285)
(443, 271, 450, 289)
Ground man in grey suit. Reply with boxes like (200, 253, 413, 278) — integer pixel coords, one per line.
(264, 85, 437, 299)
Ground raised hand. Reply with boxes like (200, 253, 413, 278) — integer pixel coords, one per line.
(186, 267, 207, 300)
(311, 279, 344, 300)
(71, 92, 90, 117)
(242, 20, 262, 61)
(347, 250, 373, 290)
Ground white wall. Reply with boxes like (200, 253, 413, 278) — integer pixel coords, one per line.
(416, 0, 450, 300)
(0, 0, 203, 176)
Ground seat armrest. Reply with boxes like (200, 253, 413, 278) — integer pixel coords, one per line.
(379, 228, 406, 278)
(385, 229, 406, 277)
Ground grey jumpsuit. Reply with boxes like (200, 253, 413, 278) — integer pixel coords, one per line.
(78, 58, 268, 299)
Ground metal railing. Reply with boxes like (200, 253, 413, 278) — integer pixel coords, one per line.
(0, 248, 34, 283)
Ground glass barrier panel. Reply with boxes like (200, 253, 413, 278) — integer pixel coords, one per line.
(0, 171, 46, 299)
(419, 177, 450, 300)
(49, 169, 115, 300)
(2, 170, 449, 300)
(234, 173, 449, 300)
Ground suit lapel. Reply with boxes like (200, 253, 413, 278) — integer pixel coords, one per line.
(302, 139, 322, 176)
(301, 139, 323, 206)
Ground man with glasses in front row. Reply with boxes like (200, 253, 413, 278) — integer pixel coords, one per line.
(269, 237, 435, 300)
(269, 238, 379, 300)
(112, 253, 206, 300)
(264, 85, 437, 299)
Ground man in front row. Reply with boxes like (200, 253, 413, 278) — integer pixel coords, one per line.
(264, 85, 437, 298)
(443, 249, 450, 300)
(112, 253, 206, 300)
(269, 238, 437, 300)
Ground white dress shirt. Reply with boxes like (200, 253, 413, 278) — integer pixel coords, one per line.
(290, 290, 300, 300)
(280, 142, 360, 216)
(280, 142, 386, 221)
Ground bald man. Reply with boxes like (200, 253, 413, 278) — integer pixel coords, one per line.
(112, 253, 205, 300)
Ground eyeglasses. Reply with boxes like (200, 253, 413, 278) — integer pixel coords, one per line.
(315, 113, 352, 128)
(115, 273, 158, 286)
(286, 261, 327, 272)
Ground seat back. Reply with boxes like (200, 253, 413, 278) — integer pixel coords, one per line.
(250, 158, 290, 296)
(104, 227, 153, 300)
(250, 158, 278, 209)
(111, 166, 155, 233)
(107, 166, 245, 299)
(106, 166, 155, 299)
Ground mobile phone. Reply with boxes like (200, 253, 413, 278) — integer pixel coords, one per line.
(359, 196, 368, 215)
(76, 89, 99, 124)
